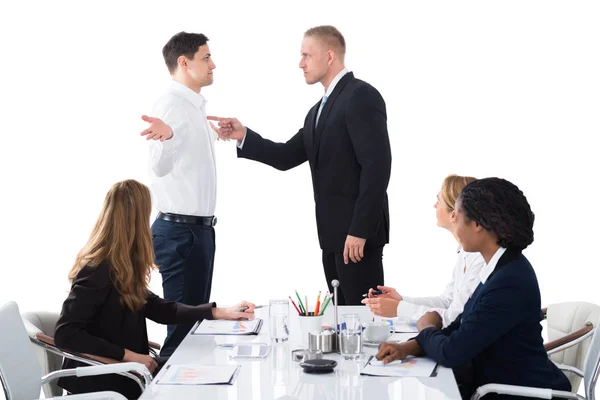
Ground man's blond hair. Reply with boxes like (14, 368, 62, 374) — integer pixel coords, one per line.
(304, 25, 346, 59)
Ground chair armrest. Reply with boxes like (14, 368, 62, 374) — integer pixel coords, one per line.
(545, 324, 594, 354)
(471, 384, 580, 400)
(34, 333, 120, 365)
(148, 340, 161, 351)
(47, 391, 128, 400)
(31, 333, 146, 391)
(41, 362, 152, 388)
(148, 340, 161, 357)
(553, 362, 584, 378)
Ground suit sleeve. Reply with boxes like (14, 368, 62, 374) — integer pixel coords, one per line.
(237, 128, 308, 171)
(144, 292, 216, 325)
(414, 278, 527, 368)
(345, 86, 392, 239)
(54, 266, 126, 361)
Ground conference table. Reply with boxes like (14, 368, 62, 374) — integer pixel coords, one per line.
(140, 305, 461, 399)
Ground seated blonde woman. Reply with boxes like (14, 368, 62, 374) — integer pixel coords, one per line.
(362, 174, 485, 330)
(54, 180, 255, 399)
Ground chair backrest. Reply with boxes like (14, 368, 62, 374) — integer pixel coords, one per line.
(583, 317, 600, 400)
(0, 301, 43, 400)
(547, 301, 600, 392)
(21, 310, 63, 398)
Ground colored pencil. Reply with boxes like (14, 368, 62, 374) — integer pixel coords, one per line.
(289, 296, 302, 315)
(314, 291, 322, 315)
(295, 290, 306, 314)
(319, 294, 332, 315)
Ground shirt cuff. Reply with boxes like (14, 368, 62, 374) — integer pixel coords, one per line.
(236, 128, 247, 149)
(396, 299, 418, 321)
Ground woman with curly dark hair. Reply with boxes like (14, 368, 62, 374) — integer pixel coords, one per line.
(376, 178, 571, 399)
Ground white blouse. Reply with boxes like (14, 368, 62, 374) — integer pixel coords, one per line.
(396, 248, 486, 327)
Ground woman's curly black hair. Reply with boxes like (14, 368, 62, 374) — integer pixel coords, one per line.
(458, 177, 535, 250)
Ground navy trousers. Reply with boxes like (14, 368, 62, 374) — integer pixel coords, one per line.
(151, 218, 215, 357)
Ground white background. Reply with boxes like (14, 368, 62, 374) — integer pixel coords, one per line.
(1, 0, 599, 375)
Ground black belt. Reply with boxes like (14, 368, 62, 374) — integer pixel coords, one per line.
(157, 212, 217, 227)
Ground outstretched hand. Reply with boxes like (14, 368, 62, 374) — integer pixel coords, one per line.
(207, 116, 247, 142)
(140, 115, 172, 141)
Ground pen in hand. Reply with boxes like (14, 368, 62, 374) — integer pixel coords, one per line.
(234, 305, 266, 312)
(362, 290, 385, 298)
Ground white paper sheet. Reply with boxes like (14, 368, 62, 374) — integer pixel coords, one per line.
(157, 364, 240, 385)
(361, 356, 438, 377)
(192, 319, 262, 335)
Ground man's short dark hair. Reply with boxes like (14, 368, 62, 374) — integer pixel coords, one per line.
(162, 32, 209, 74)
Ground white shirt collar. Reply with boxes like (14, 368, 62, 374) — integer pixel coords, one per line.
(324, 68, 348, 98)
(479, 247, 507, 284)
(170, 80, 206, 110)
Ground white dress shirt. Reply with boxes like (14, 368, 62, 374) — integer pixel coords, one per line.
(149, 80, 217, 217)
(315, 67, 348, 125)
(396, 248, 486, 327)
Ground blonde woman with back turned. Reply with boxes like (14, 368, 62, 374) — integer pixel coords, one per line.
(54, 180, 255, 399)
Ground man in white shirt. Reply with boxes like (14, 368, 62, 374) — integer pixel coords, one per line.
(140, 31, 218, 357)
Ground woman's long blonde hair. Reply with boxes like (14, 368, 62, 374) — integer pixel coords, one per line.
(440, 174, 478, 212)
(69, 179, 156, 311)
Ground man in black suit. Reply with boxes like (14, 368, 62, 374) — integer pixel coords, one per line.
(209, 26, 392, 305)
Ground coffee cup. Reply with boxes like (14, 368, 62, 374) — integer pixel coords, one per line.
(363, 321, 392, 343)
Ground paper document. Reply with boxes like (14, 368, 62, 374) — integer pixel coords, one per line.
(361, 356, 438, 377)
(192, 319, 263, 335)
(393, 321, 418, 333)
(230, 344, 271, 358)
(157, 364, 240, 385)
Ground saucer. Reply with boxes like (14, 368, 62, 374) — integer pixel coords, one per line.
(362, 339, 383, 347)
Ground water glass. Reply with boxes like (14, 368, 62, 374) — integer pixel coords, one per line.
(269, 299, 289, 342)
(340, 313, 362, 360)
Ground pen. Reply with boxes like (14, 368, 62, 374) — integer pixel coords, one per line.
(362, 290, 385, 298)
(234, 305, 266, 312)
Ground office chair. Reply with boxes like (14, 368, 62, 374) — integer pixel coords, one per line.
(0, 301, 151, 400)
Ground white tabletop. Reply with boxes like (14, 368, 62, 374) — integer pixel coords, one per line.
(140, 305, 461, 399)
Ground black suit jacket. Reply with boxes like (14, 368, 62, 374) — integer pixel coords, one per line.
(54, 262, 215, 397)
(238, 72, 392, 252)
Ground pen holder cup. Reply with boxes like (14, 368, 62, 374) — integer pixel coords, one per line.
(308, 327, 338, 353)
(298, 315, 324, 347)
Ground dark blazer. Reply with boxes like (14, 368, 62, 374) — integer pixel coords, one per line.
(54, 262, 215, 398)
(238, 72, 392, 252)
(415, 248, 571, 399)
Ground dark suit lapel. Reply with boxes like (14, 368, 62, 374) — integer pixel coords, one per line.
(305, 101, 320, 160)
(313, 72, 354, 156)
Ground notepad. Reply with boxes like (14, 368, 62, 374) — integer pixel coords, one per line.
(156, 364, 240, 385)
(360, 355, 438, 377)
(192, 319, 263, 335)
